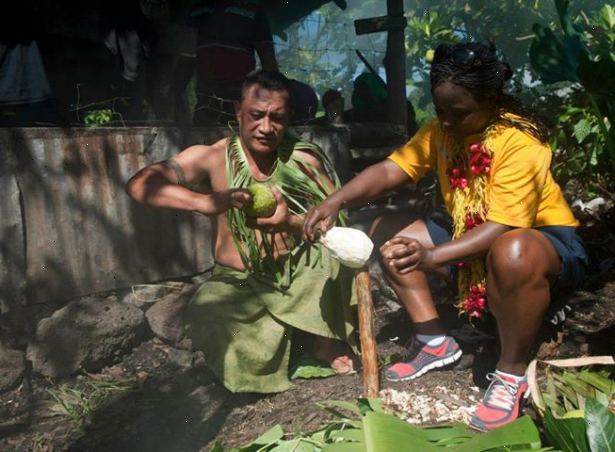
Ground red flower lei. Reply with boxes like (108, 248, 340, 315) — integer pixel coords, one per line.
(447, 142, 492, 319)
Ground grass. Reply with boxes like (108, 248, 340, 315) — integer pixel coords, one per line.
(47, 378, 136, 424)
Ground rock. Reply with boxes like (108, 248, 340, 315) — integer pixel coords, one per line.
(145, 284, 197, 343)
(167, 348, 196, 368)
(122, 282, 186, 309)
(26, 295, 147, 378)
(0, 344, 25, 393)
(188, 382, 230, 423)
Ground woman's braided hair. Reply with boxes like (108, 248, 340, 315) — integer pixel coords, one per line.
(430, 42, 549, 143)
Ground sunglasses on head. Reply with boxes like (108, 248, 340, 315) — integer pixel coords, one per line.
(452, 47, 478, 68)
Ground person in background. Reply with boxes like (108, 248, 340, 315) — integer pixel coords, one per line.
(288, 79, 318, 124)
(303, 42, 587, 431)
(322, 89, 345, 125)
(349, 72, 388, 122)
(0, 5, 60, 126)
(188, 0, 278, 125)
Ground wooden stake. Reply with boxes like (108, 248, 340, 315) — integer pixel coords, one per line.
(356, 268, 379, 398)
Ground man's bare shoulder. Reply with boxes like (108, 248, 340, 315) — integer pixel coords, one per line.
(177, 137, 227, 158)
(170, 138, 229, 182)
(174, 138, 228, 165)
(293, 147, 326, 171)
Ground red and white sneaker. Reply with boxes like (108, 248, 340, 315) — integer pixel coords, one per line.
(384, 336, 462, 381)
(469, 371, 529, 432)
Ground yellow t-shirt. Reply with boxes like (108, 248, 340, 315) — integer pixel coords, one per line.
(388, 119, 578, 228)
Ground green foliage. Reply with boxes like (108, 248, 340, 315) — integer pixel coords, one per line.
(534, 362, 615, 452)
(544, 397, 615, 452)
(588, 4, 615, 60)
(225, 135, 343, 284)
(290, 357, 337, 380)
(47, 378, 135, 424)
(585, 397, 615, 452)
(544, 407, 590, 452)
(529, 0, 615, 179)
(401, 0, 555, 125)
(83, 109, 114, 127)
(550, 102, 608, 183)
(214, 398, 543, 451)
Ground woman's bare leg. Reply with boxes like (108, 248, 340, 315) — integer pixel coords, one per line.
(370, 213, 448, 334)
(486, 229, 561, 375)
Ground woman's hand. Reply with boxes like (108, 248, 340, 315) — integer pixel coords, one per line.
(380, 236, 437, 274)
(302, 198, 342, 243)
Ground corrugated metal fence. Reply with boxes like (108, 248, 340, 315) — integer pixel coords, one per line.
(0, 126, 350, 312)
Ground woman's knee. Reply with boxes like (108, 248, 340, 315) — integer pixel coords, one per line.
(369, 212, 421, 248)
(376, 220, 431, 264)
(486, 229, 557, 284)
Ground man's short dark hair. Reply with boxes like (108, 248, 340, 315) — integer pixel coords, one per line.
(240, 70, 292, 107)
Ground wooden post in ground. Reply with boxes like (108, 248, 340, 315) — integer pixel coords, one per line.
(355, 267, 379, 398)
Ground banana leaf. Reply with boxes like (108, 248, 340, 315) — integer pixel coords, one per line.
(578, 370, 615, 397)
(323, 412, 540, 452)
(452, 416, 541, 452)
(585, 397, 615, 452)
(316, 400, 363, 417)
(228, 399, 542, 452)
(544, 407, 590, 452)
(528, 356, 615, 416)
(233, 424, 285, 451)
(270, 439, 319, 452)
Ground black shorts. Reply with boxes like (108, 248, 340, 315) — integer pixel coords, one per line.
(425, 219, 588, 297)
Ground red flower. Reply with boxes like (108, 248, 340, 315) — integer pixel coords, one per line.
(460, 284, 488, 318)
(468, 143, 492, 176)
(447, 143, 491, 192)
(469, 143, 482, 154)
(447, 167, 468, 189)
(464, 213, 484, 230)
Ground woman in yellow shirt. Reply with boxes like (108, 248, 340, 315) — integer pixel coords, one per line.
(303, 42, 587, 431)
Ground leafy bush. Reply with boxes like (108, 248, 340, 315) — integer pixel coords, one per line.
(530, 1, 615, 191)
(528, 357, 615, 452)
(83, 109, 114, 128)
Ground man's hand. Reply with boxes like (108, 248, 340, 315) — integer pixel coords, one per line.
(302, 198, 342, 243)
(246, 188, 299, 234)
(380, 236, 437, 274)
(209, 188, 251, 214)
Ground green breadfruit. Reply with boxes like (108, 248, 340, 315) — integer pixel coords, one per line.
(244, 183, 277, 218)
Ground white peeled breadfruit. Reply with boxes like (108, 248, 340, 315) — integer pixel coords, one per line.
(320, 226, 374, 269)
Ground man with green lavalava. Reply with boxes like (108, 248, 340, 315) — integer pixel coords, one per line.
(126, 70, 356, 393)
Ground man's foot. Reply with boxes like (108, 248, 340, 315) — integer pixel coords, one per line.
(469, 371, 529, 432)
(384, 336, 462, 382)
(314, 337, 356, 375)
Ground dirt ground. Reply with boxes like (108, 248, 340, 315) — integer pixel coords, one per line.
(1, 265, 614, 452)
